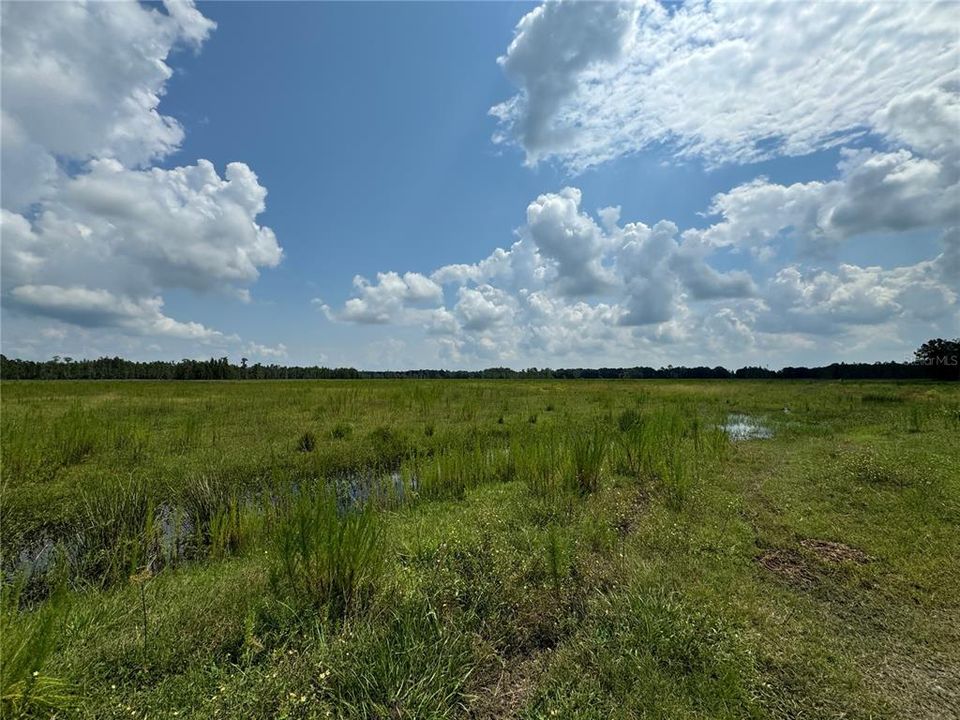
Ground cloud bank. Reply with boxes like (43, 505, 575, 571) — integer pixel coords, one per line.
(327, 0, 959, 368)
(492, 0, 959, 171)
(1, 0, 281, 352)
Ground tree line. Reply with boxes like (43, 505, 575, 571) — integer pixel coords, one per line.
(1, 338, 956, 381)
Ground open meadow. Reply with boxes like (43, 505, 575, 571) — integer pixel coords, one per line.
(1, 379, 958, 718)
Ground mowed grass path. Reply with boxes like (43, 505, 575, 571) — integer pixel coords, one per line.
(1, 380, 958, 718)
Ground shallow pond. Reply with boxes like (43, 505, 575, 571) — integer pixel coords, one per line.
(721, 414, 773, 441)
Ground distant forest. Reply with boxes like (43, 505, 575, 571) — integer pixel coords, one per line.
(1, 339, 957, 381)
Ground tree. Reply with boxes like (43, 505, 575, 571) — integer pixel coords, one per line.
(913, 338, 960, 380)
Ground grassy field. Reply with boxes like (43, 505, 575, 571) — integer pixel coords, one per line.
(1, 379, 958, 719)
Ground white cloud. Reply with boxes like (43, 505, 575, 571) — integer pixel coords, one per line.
(327, 187, 959, 367)
(693, 148, 959, 258)
(493, 0, 959, 171)
(324, 272, 443, 324)
(491, 0, 640, 164)
(1, 0, 214, 207)
(243, 342, 289, 360)
(454, 285, 515, 332)
(1, 0, 279, 349)
(762, 256, 957, 335)
(3, 159, 281, 294)
(524, 187, 616, 297)
(8, 285, 225, 341)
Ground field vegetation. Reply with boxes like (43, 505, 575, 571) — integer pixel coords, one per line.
(1, 379, 958, 718)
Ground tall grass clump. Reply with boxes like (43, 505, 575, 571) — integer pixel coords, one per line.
(568, 425, 607, 495)
(270, 487, 384, 622)
(414, 448, 470, 502)
(297, 430, 317, 452)
(515, 433, 566, 499)
(112, 422, 150, 466)
(74, 476, 157, 588)
(209, 496, 265, 559)
(615, 410, 649, 478)
(660, 435, 691, 510)
(0, 581, 74, 715)
(49, 404, 99, 468)
(321, 599, 475, 717)
(1, 412, 44, 482)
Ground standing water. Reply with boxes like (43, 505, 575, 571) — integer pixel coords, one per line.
(721, 414, 773, 441)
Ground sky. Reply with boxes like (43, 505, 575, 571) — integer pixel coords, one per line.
(1, 0, 958, 370)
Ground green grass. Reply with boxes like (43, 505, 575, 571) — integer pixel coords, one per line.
(0, 379, 958, 718)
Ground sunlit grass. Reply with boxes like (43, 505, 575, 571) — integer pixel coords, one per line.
(0, 378, 957, 718)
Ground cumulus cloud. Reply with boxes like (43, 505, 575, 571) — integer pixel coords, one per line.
(1, 0, 214, 206)
(491, 0, 639, 164)
(692, 148, 959, 258)
(8, 285, 225, 341)
(328, 186, 959, 367)
(1, 0, 279, 350)
(321, 272, 443, 324)
(2, 159, 281, 295)
(762, 256, 957, 334)
(493, 0, 959, 171)
(524, 187, 615, 296)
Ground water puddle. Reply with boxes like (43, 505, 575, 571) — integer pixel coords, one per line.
(721, 414, 773, 441)
(6, 468, 419, 589)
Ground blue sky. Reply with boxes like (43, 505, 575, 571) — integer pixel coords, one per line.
(2, 1, 958, 369)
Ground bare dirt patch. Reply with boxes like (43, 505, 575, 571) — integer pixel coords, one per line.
(757, 548, 818, 589)
(613, 487, 648, 535)
(800, 538, 873, 564)
(469, 651, 547, 719)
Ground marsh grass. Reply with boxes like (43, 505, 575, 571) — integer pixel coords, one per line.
(568, 425, 607, 495)
(50, 405, 98, 469)
(270, 487, 385, 622)
(297, 430, 317, 452)
(330, 422, 353, 440)
(75, 476, 156, 587)
(528, 587, 760, 718)
(322, 599, 476, 718)
(209, 496, 266, 559)
(1, 379, 957, 718)
(0, 580, 74, 715)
